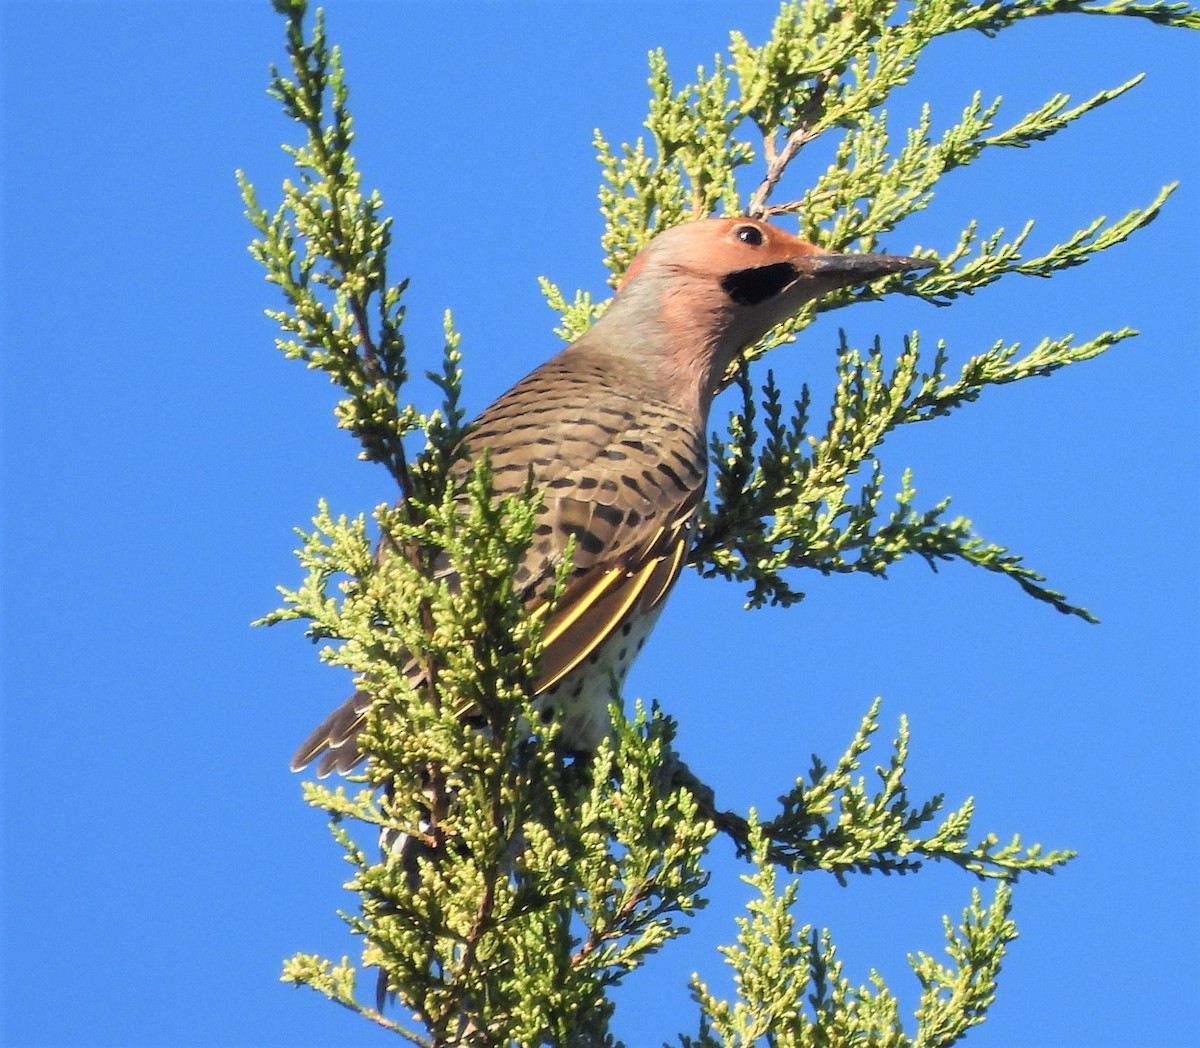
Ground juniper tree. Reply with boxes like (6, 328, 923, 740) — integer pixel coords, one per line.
(240, 0, 1195, 1043)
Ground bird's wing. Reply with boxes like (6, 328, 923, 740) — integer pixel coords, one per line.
(472, 352, 707, 689)
(529, 514, 693, 693)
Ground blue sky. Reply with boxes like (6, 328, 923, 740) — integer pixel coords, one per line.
(2, 3, 1197, 1046)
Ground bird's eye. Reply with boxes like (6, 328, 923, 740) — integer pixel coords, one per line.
(735, 224, 765, 246)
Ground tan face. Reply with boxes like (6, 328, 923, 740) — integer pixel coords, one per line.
(605, 217, 930, 413)
(621, 218, 828, 291)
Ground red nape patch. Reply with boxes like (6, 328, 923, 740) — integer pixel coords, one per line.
(617, 252, 647, 292)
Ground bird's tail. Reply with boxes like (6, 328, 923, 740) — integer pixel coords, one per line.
(290, 688, 371, 776)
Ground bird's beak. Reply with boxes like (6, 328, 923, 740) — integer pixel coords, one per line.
(720, 250, 932, 309)
(804, 251, 934, 284)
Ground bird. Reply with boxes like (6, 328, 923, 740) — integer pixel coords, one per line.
(290, 217, 930, 777)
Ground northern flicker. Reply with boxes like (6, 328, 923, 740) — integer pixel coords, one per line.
(291, 217, 930, 775)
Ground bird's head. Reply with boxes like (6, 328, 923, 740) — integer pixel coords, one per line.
(602, 217, 932, 414)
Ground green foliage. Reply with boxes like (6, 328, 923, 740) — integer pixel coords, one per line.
(242, 0, 1192, 1042)
(692, 326, 1139, 615)
(684, 837, 1019, 1047)
(239, 1, 414, 490)
(263, 454, 714, 1043)
(757, 699, 1074, 880)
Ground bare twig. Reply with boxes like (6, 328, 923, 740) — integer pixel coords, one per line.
(747, 127, 818, 217)
(746, 81, 829, 217)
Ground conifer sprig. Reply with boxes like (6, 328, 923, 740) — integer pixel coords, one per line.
(685, 854, 1020, 1048)
(758, 699, 1075, 880)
